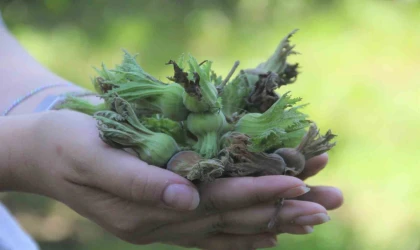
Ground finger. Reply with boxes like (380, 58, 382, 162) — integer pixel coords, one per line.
(197, 176, 309, 213)
(297, 153, 328, 180)
(295, 186, 344, 210)
(61, 181, 181, 240)
(175, 233, 278, 250)
(139, 200, 328, 242)
(278, 225, 314, 235)
(67, 143, 200, 211)
(213, 200, 328, 234)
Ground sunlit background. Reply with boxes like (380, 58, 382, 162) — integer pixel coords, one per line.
(1, 0, 420, 249)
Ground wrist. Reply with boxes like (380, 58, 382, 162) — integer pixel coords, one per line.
(0, 114, 41, 192)
(0, 90, 103, 195)
(5, 83, 85, 116)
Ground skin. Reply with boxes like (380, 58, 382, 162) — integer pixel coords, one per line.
(0, 20, 343, 250)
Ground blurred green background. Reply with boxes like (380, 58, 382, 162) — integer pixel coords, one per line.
(1, 0, 420, 249)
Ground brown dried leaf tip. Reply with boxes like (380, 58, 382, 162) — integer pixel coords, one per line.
(246, 63, 299, 113)
(96, 76, 116, 94)
(246, 72, 281, 113)
(166, 60, 202, 99)
(280, 63, 299, 84)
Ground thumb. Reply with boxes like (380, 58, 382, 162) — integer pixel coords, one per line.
(78, 147, 200, 211)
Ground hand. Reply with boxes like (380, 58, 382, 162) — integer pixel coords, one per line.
(4, 110, 334, 249)
(295, 154, 344, 212)
(0, 21, 342, 249)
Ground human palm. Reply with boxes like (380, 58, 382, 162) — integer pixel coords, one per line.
(24, 110, 342, 249)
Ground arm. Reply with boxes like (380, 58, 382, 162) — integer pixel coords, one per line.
(0, 115, 32, 191)
(0, 23, 83, 115)
(0, 20, 83, 192)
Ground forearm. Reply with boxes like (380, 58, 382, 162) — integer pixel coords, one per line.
(0, 23, 84, 115)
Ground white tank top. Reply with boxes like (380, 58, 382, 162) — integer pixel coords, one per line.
(0, 203, 39, 250)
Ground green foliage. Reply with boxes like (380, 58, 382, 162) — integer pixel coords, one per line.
(94, 97, 179, 167)
(98, 51, 189, 121)
(141, 116, 192, 147)
(257, 29, 299, 74)
(56, 95, 106, 116)
(235, 92, 309, 152)
(182, 55, 220, 113)
(113, 50, 161, 83)
(221, 73, 253, 118)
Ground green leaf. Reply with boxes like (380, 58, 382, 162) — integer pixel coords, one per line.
(235, 91, 310, 152)
(141, 116, 190, 146)
(257, 29, 299, 74)
(56, 95, 106, 116)
(221, 73, 253, 118)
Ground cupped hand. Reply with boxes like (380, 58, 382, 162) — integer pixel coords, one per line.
(17, 110, 337, 250)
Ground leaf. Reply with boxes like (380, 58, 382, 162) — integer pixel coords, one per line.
(235, 92, 310, 152)
(221, 73, 253, 118)
(211, 70, 223, 86)
(110, 96, 153, 134)
(56, 95, 106, 116)
(115, 50, 160, 83)
(256, 29, 299, 74)
(166, 59, 190, 86)
(297, 123, 337, 160)
(141, 116, 189, 146)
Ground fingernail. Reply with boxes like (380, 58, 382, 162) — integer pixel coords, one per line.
(302, 225, 314, 234)
(162, 184, 200, 210)
(280, 186, 310, 198)
(291, 213, 330, 226)
(252, 237, 277, 249)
